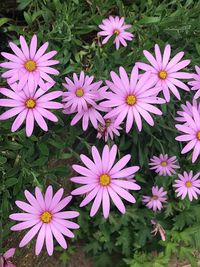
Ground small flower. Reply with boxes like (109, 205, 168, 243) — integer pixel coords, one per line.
(175, 106, 200, 163)
(9, 186, 80, 256)
(0, 83, 63, 137)
(100, 66, 165, 133)
(0, 35, 59, 91)
(188, 65, 200, 99)
(136, 44, 191, 102)
(173, 171, 200, 201)
(97, 114, 122, 142)
(70, 144, 140, 219)
(143, 186, 167, 212)
(0, 248, 16, 267)
(98, 16, 134, 50)
(62, 72, 103, 113)
(175, 99, 200, 124)
(149, 154, 180, 176)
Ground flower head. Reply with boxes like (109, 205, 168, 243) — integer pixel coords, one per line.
(136, 44, 191, 102)
(98, 16, 134, 50)
(173, 171, 200, 201)
(188, 65, 200, 99)
(100, 66, 165, 133)
(97, 114, 122, 142)
(0, 35, 59, 91)
(9, 186, 79, 256)
(149, 154, 180, 176)
(70, 144, 140, 218)
(0, 83, 63, 137)
(62, 72, 103, 113)
(0, 248, 16, 267)
(175, 106, 200, 163)
(142, 186, 167, 211)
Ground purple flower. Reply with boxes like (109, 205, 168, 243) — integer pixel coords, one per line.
(71, 144, 141, 219)
(173, 171, 200, 201)
(149, 154, 180, 176)
(136, 44, 192, 102)
(0, 248, 16, 267)
(97, 114, 122, 142)
(62, 72, 103, 113)
(143, 186, 167, 212)
(9, 186, 79, 256)
(188, 66, 200, 99)
(176, 106, 200, 163)
(0, 83, 63, 137)
(100, 66, 165, 133)
(98, 16, 134, 50)
(0, 35, 59, 91)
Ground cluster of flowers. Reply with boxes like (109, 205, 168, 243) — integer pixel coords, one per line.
(0, 16, 200, 258)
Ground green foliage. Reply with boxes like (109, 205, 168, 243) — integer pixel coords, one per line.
(0, 0, 200, 266)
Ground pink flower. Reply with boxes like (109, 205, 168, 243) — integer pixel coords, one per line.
(173, 171, 200, 201)
(70, 144, 141, 219)
(9, 186, 79, 256)
(175, 106, 200, 163)
(149, 154, 180, 176)
(0, 248, 16, 267)
(97, 115, 122, 142)
(188, 66, 200, 99)
(136, 44, 192, 102)
(100, 66, 165, 133)
(62, 72, 103, 113)
(98, 16, 134, 50)
(175, 99, 200, 124)
(143, 186, 167, 212)
(0, 35, 59, 91)
(0, 83, 63, 137)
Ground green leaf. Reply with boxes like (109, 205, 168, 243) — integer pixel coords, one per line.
(137, 17, 161, 25)
(0, 157, 7, 165)
(5, 178, 18, 188)
(0, 18, 11, 27)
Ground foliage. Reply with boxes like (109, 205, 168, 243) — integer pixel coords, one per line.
(0, 0, 200, 266)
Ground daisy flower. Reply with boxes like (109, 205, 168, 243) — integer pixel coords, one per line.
(100, 66, 165, 133)
(98, 16, 134, 50)
(142, 186, 167, 212)
(173, 171, 200, 201)
(188, 65, 200, 99)
(97, 113, 122, 142)
(70, 144, 141, 219)
(136, 44, 192, 102)
(9, 186, 79, 256)
(175, 106, 200, 163)
(175, 99, 200, 124)
(0, 35, 59, 91)
(0, 248, 16, 267)
(149, 154, 180, 176)
(0, 83, 63, 137)
(62, 72, 103, 113)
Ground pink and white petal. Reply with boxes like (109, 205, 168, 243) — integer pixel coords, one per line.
(3, 248, 16, 259)
(45, 225, 54, 256)
(35, 223, 46, 255)
(49, 188, 64, 211)
(50, 224, 67, 249)
(80, 186, 100, 207)
(102, 187, 110, 219)
(11, 109, 28, 132)
(90, 187, 103, 217)
(44, 186, 53, 210)
(20, 36, 29, 59)
(19, 222, 42, 247)
(108, 187, 126, 214)
(51, 196, 72, 213)
(11, 219, 40, 231)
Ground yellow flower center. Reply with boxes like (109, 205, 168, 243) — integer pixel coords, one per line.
(161, 161, 167, 167)
(99, 174, 110, 186)
(158, 71, 167, 80)
(76, 88, 84, 97)
(126, 95, 137, 106)
(24, 60, 37, 72)
(105, 119, 111, 127)
(185, 181, 192, 188)
(40, 211, 52, 223)
(197, 131, 200, 140)
(25, 98, 36, 109)
(113, 29, 119, 35)
(152, 195, 158, 200)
